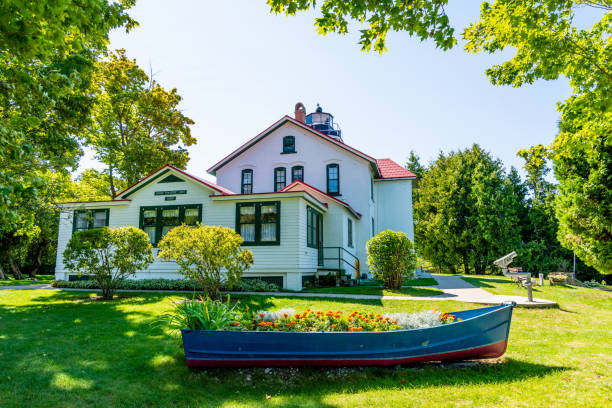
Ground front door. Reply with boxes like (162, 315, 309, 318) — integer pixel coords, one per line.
(317, 214, 323, 266)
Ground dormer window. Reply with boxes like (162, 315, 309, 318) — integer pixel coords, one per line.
(291, 166, 304, 182)
(274, 167, 286, 192)
(241, 169, 253, 194)
(282, 136, 296, 154)
(326, 163, 339, 196)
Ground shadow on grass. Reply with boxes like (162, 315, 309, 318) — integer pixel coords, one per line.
(0, 291, 569, 407)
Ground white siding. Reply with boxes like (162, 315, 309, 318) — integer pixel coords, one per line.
(215, 121, 377, 277)
(55, 172, 320, 290)
(375, 179, 414, 240)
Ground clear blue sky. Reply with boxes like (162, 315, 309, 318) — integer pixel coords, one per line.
(81, 0, 579, 182)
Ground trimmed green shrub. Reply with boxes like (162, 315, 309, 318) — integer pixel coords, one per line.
(157, 225, 254, 299)
(63, 227, 154, 299)
(52, 278, 278, 292)
(366, 230, 418, 289)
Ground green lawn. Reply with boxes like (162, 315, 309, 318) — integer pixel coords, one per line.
(461, 275, 606, 297)
(0, 287, 610, 407)
(0, 274, 54, 287)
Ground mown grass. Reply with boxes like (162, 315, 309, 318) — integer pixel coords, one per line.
(0, 274, 54, 287)
(0, 287, 610, 407)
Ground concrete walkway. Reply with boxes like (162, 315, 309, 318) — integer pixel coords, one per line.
(0, 275, 557, 307)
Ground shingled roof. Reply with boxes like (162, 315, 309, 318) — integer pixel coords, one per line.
(375, 158, 417, 180)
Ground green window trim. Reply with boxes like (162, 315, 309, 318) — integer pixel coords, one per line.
(235, 201, 281, 246)
(241, 169, 253, 194)
(348, 218, 353, 248)
(139, 204, 202, 246)
(274, 167, 286, 192)
(72, 209, 110, 233)
(307, 205, 322, 249)
(326, 163, 340, 196)
(291, 165, 304, 182)
(281, 135, 296, 154)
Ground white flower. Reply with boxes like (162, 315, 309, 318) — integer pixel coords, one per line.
(257, 308, 296, 322)
(382, 310, 442, 329)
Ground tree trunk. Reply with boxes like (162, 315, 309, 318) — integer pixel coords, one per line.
(0, 263, 7, 280)
(463, 257, 470, 275)
(29, 245, 44, 279)
(8, 254, 23, 280)
(100, 286, 115, 300)
(108, 166, 117, 198)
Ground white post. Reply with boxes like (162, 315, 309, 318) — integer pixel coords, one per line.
(539, 273, 544, 286)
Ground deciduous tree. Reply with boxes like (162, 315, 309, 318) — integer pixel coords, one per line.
(464, 0, 612, 274)
(0, 0, 136, 223)
(87, 49, 196, 196)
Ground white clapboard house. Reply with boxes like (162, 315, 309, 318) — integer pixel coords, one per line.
(55, 103, 416, 290)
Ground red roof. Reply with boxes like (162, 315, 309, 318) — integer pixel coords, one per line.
(375, 158, 417, 180)
(281, 180, 362, 219)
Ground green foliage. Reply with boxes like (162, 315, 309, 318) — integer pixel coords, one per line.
(71, 169, 127, 201)
(158, 225, 254, 299)
(267, 0, 456, 53)
(0, 0, 136, 223)
(52, 278, 279, 292)
(163, 295, 240, 332)
(87, 49, 196, 195)
(0, 169, 76, 280)
(414, 145, 523, 274)
(366, 230, 418, 289)
(405, 150, 427, 181)
(464, 1, 612, 274)
(63, 226, 154, 299)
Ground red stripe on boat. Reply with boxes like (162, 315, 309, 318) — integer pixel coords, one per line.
(185, 340, 508, 368)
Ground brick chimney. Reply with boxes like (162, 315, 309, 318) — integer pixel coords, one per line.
(294, 102, 306, 123)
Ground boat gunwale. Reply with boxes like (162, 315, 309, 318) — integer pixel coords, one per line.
(180, 303, 514, 335)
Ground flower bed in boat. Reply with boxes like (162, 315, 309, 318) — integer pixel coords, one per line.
(165, 296, 459, 333)
(238, 308, 458, 332)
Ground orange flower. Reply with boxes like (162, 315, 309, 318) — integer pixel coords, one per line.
(283, 313, 288, 318)
(392, 320, 397, 324)
(286, 323, 291, 327)
(258, 313, 265, 318)
(331, 324, 337, 328)
(458, 318, 462, 321)
(233, 322, 240, 326)
(357, 327, 363, 331)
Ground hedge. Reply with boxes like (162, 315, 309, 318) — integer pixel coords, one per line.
(52, 278, 279, 292)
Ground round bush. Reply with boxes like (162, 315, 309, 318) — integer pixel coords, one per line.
(366, 230, 418, 289)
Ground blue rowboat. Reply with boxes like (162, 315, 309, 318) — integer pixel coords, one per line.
(181, 302, 514, 368)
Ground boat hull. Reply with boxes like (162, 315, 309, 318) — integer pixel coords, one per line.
(181, 303, 514, 368)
